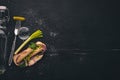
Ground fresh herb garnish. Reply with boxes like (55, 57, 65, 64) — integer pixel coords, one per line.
(19, 61, 26, 67)
(29, 42, 37, 49)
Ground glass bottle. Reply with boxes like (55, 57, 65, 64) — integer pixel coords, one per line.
(0, 6, 9, 74)
(0, 29, 7, 74)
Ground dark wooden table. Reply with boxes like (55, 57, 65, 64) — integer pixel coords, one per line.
(0, 0, 119, 80)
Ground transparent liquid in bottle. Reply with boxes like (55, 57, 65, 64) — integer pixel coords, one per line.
(0, 29, 7, 74)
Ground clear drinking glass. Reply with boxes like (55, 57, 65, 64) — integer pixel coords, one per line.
(18, 27, 30, 41)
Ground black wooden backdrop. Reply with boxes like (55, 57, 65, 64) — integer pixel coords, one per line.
(0, 0, 120, 80)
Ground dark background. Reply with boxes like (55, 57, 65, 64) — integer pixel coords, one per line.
(0, 0, 120, 80)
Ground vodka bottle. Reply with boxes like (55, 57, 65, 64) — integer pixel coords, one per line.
(0, 29, 7, 74)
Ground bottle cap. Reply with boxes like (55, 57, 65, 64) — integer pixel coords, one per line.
(0, 6, 7, 10)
